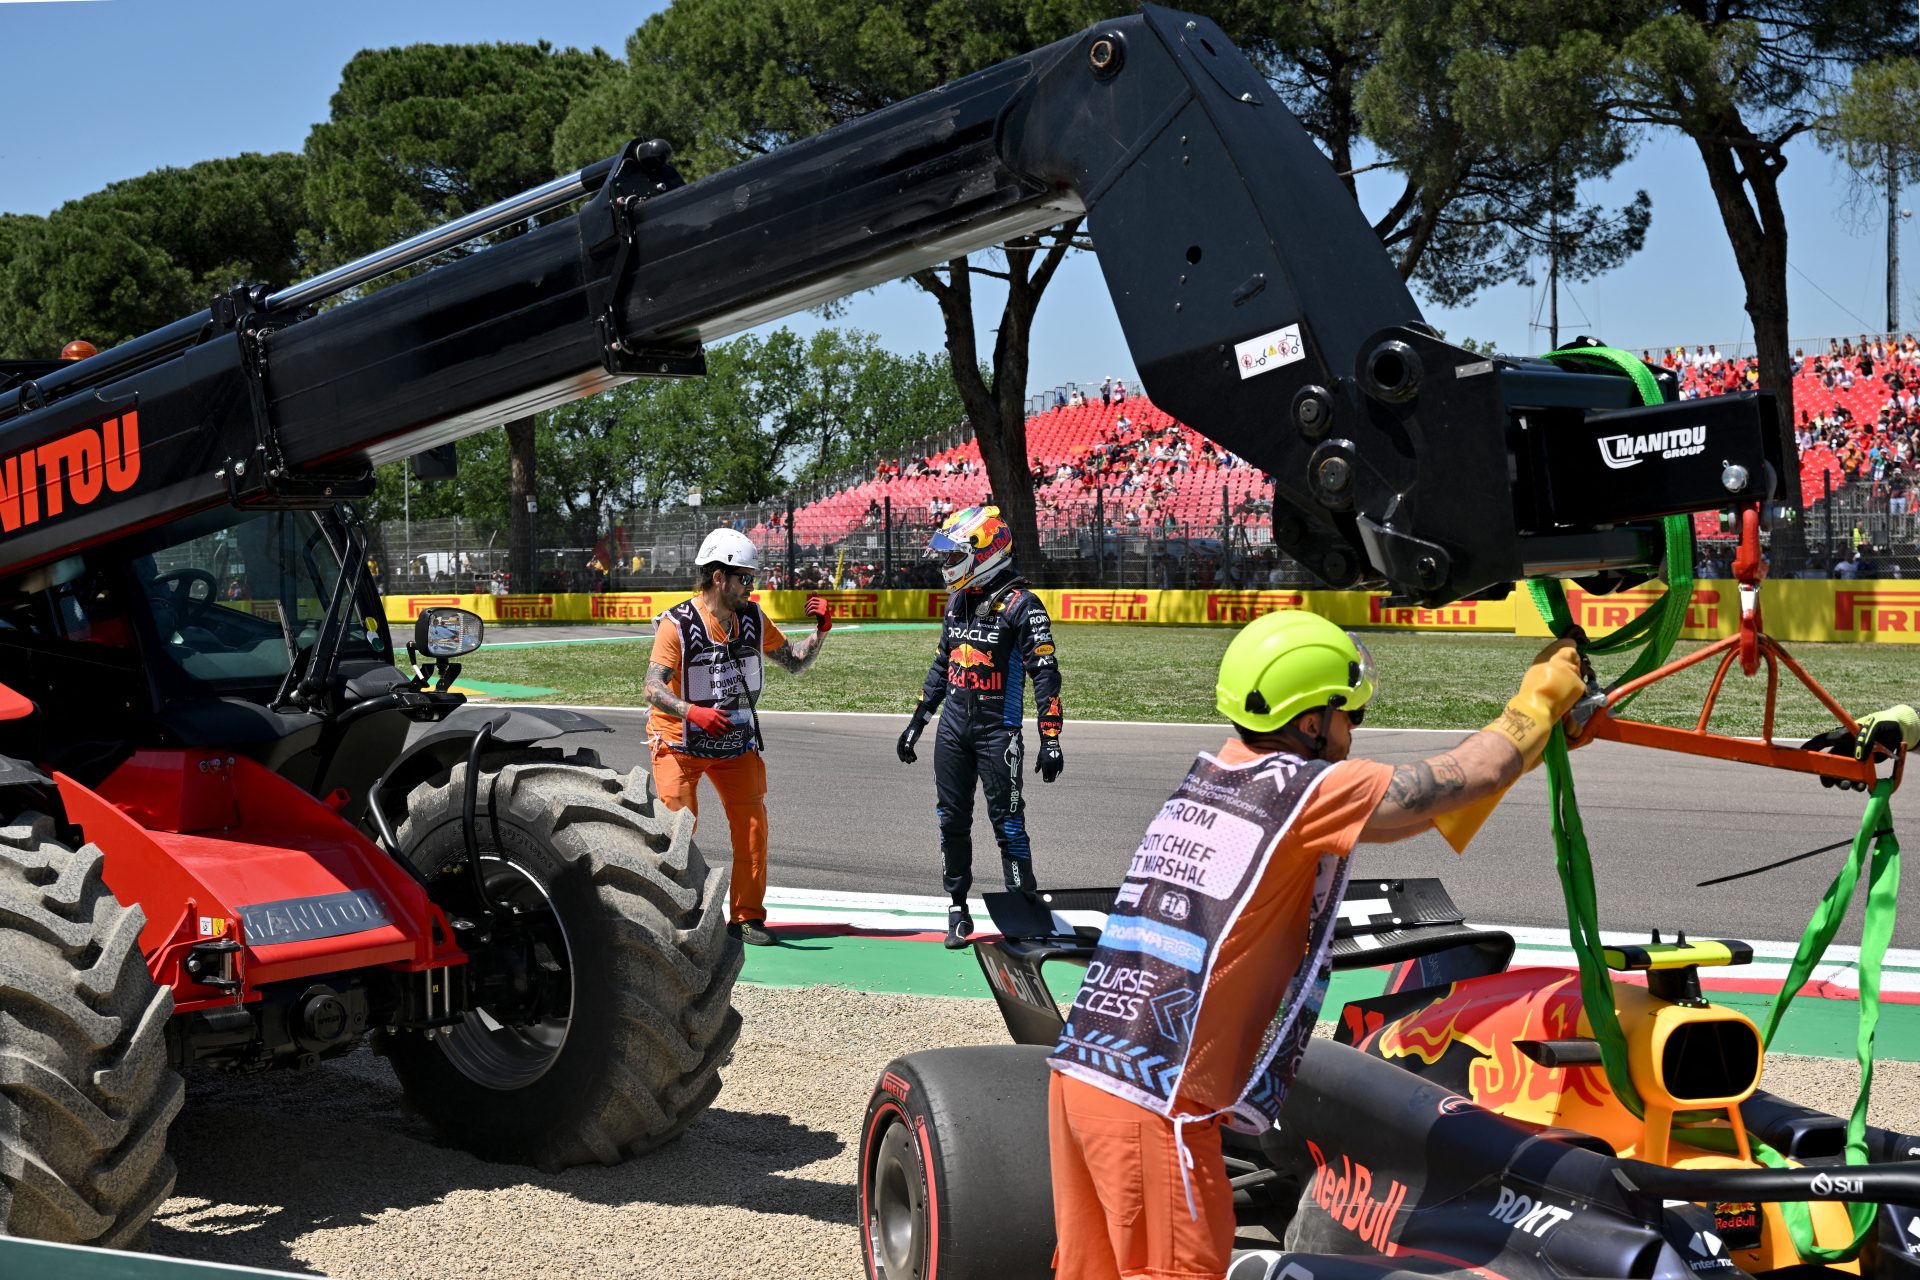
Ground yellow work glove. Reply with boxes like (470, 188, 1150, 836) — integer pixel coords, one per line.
(1432, 638, 1587, 853)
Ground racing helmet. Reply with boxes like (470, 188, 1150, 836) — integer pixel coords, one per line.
(694, 527, 758, 572)
(1216, 609, 1376, 732)
(929, 504, 1013, 590)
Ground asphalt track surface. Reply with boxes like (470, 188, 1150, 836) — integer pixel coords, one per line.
(549, 706, 1920, 950)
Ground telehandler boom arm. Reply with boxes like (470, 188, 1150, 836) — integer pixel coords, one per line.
(0, 5, 1780, 603)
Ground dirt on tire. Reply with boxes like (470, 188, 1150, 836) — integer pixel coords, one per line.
(0, 815, 183, 1247)
(384, 751, 742, 1171)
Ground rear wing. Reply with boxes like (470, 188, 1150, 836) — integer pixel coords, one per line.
(976, 878, 1514, 1047)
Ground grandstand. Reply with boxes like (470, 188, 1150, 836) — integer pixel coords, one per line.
(768, 393, 1273, 555)
(371, 334, 1920, 593)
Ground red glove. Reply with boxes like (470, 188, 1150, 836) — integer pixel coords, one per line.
(686, 705, 732, 736)
(805, 594, 833, 632)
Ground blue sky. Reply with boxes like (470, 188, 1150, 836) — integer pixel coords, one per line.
(3, 0, 1916, 395)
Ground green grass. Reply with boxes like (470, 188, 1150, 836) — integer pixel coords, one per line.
(458, 624, 1918, 737)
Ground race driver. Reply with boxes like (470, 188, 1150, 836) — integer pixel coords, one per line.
(645, 527, 833, 946)
(1047, 609, 1586, 1280)
(896, 504, 1064, 950)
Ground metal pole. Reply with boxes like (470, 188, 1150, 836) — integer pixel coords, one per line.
(884, 496, 894, 587)
(403, 464, 412, 579)
(1095, 488, 1106, 587)
(1889, 145, 1902, 334)
(267, 156, 618, 313)
(1826, 469, 1834, 564)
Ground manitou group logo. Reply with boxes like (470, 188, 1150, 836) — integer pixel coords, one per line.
(1206, 592, 1303, 623)
(1834, 590, 1920, 635)
(591, 593, 660, 621)
(1598, 425, 1707, 470)
(812, 591, 880, 620)
(1304, 1141, 1408, 1252)
(1561, 585, 1721, 632)
(495, 594, 556, 621)
(1060, 591, 1150, 622)
(1367, 597, 1482, 628)
(0, 408, 141, 532)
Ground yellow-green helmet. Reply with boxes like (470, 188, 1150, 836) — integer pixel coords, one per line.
(1216, 609, 1376, 732)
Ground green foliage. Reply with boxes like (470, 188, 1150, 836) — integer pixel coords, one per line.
(0, 153, 308, 357)
(367, 326, 962, 539)
(554, 0, 1037, 175)
(304, 41, 617, 273)
(1818, 57, 1920, 187)
(1108, 0, 1651, 310)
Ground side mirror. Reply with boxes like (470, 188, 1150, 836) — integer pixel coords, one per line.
(415, 607, 484, 658)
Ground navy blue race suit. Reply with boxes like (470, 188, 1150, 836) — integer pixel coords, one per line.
(912, 577, 1063, 898)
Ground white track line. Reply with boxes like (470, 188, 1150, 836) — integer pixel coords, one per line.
(761, 886, 1920, 995)
(520, 704, 1474, 732)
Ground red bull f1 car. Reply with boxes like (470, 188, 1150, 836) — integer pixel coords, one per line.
(860, 882, 1920, 1280)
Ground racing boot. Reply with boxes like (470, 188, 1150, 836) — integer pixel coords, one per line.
(945, 904, 974, 950)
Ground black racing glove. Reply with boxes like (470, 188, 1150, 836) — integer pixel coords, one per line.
(1035, 696, 1064, 782)
(1802, 704, 1920, 790)
(1035, 737, 1064, 782)
(898, 704, 931, 764)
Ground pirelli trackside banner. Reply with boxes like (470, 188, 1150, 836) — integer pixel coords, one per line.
(378, 588, 1516, 631)
(377, 582, 1920, 644)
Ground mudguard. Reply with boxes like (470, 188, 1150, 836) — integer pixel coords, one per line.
(359, 704, 612, 831)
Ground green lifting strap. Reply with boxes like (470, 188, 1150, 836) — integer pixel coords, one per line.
(1678, 780, 1900, 1262)
(1524, 343, 1695, 1119)
(1522, 344, 1900, 1265)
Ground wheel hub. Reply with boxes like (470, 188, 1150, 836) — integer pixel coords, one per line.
(438, 855, 575, 1091)
(869, 1119, 925, 1277)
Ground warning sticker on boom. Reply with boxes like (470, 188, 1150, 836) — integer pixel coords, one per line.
(1234, 323, 1305, 380)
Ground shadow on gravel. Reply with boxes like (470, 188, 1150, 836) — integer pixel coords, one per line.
(147, 1046, 849, 1276)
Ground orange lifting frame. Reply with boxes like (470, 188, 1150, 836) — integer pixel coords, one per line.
(1568, 503, 1903, 794)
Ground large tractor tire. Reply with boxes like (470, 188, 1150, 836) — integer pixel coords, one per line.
(860, 1045, 1055, 1280)
(386, 750, 742, 1170)
(0, 815, 183, 1246)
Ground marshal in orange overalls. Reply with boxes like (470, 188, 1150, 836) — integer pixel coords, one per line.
(649, 596, 787, 925)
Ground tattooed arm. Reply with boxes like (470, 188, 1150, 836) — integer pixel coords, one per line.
(644, 661, 693, 719)
(766, 628, 827, 675)
(1359, 731, 1525, 841)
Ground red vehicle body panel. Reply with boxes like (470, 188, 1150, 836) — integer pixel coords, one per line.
(56, 749, 464, 1014)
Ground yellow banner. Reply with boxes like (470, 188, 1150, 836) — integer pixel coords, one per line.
(375, 581, 1920, 644)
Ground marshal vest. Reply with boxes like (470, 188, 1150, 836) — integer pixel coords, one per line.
(658, 599, 765, 758)
(1048, 750, 1353, 1133)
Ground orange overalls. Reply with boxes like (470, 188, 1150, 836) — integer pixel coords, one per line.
(1047, 741, 1393, 1280)
(649, 598, 786, 925)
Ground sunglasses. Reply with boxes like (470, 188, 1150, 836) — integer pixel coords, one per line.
(728, 570, 756, 585)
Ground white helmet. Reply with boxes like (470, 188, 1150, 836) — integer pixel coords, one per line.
(695, 527, 758, 570)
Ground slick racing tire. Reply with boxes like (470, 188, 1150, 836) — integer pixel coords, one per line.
(860, 1045, 1054, 1280)
(387, 750, 742, 1171)
(0, 814, 184, 1246)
